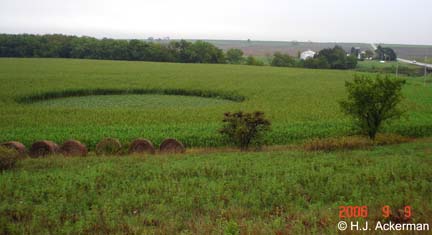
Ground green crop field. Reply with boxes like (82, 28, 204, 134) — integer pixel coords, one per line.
(1, 58, 432, 235)
(1, 58, 432, 149)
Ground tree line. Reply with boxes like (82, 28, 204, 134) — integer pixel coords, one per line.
(225, 46, 358, 69)
(0, 34, 225, 63)
(0, 34, 361, 69)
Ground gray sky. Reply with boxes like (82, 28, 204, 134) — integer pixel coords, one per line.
(1, 0, 431, 45)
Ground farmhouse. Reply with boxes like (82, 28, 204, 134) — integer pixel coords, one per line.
(300, 50, 316, 60)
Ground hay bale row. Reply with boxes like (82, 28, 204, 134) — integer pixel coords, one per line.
(96, 138, 122, 156)
(159, 138, 185, 154)
(95, 137, 185, 155)
(0, 141, 26, 155)
(1, 138, 185, 157)
(61, 140, 87, 157)
(29, 140, 59, 157)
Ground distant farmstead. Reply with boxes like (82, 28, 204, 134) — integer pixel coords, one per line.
(300, 50, 316, 60)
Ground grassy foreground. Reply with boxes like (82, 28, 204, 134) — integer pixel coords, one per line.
(1, 140, 432, 234)
(1, 58, 432, 148)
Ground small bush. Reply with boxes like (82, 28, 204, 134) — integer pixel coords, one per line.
(219, 111, 271, 150)
(0, 146, 19, 170)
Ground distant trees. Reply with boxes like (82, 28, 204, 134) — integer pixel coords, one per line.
(300, 46, 357, 69)
(0, 34, 364, 70)
(0, 34, 225, 64)
(364, 50, 374, 59)
(259, 46, 359, 70)
(339, 74, 406, 139)
(245, 56, 264, 66)
(346, 55, 358, 69)
(304, 57, 330, 69)
(375, 45, 397, 61)
(271, 52, 296, 67)
(226, 48, 244, 64)
(315, 46, 356, 69)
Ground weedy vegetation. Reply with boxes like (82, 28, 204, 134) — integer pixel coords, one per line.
(0, 141, 431, 234)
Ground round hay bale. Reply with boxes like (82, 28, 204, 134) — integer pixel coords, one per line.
(96, 138, 121, 156)
(128, 138, 155, 155)
(159, 138, 185, 154)
(60, 140, 87, 157)
(1, 141, 26, 155)
(29, 140, 59, 158)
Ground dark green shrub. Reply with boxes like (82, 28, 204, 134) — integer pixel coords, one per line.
(271, 52, 295, 67)
(219, 111, 270, 150)
(0, 146, 19, 170)
(226, 48, 244, 64)
(339, 74, 406, 139)
(245, 56, 264, 66)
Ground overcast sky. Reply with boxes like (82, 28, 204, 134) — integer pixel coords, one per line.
(1, 0, 431, 45)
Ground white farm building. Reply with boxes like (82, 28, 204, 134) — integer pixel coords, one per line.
(300, 50, 316, 60)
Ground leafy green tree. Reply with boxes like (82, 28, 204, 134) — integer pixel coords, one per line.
(317, 46, 347, 69)
(314, 46, 358, 69)
(346, 55, 358, 69)
(303, 57, 330, 69)
(375, 46, 397, 61)
(339, 74, 406, 139)
(191, 40, 225, 64)
(219, 111, 271, 150)
(226, 48, 244, 64)
(245, 56, 264, 66)
(271, 52, 295, 67)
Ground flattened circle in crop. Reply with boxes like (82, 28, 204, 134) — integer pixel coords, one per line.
(28, 94, 235, 109)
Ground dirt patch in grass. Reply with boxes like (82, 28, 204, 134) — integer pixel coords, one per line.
(303, 134, 412, 152)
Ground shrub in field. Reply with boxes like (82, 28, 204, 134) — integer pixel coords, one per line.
(219, 111, 271, 150)
(226, 48, 244, 64)
(29, 140, 59, 158)
(159, 138, 185, 154)
(245, 56, 264, 66)
(271, 52, 296, 67)
(339, 74, 406, 139)
(0, 146, 19, 170)
(128, 138, 155, 155)
(1, 141, 26, 156)
(60, 140, 88, 157)
(96, 138, 122, 156)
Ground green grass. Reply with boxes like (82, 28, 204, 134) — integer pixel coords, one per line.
(355, 60, 424, 76)
(414, 57, 432, 64)
(1, 140, 431, 234)
(1, 58, 432, 149)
